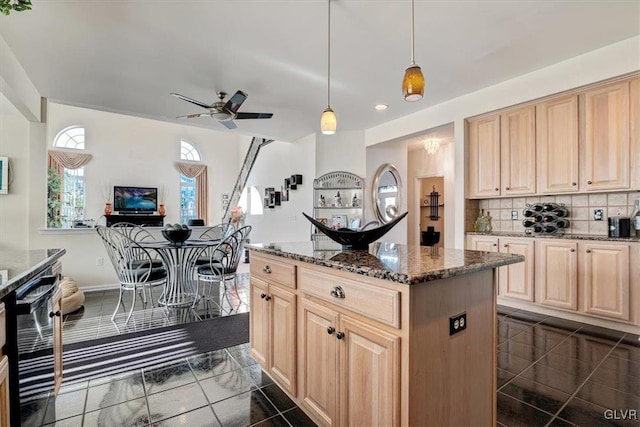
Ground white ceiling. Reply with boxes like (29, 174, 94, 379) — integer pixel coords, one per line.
(1, 1, 638, 142)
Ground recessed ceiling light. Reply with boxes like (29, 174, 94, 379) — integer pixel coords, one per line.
(374, 104, 388, 111)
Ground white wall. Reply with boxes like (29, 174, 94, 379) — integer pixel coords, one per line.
(365, 35, 640, 249)
(366, 143, 408, 244)
(244, 134, 315, 244)
(0, 92, 30, 250)
(315, 130, 366, 178)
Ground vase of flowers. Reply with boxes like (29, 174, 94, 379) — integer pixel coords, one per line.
(230, 205, 246, 228)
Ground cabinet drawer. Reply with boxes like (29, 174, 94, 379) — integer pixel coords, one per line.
(251, 255, 296, 289)
(300, 268, 400, 328)
(0, 302, 5, 350)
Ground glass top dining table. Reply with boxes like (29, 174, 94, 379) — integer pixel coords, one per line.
(139, 238, 220, 308)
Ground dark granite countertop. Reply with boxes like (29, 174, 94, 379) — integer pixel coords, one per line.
(466, 231, 640, 243)
(0, 249, 66, 299)
(248, 242, 523, 285)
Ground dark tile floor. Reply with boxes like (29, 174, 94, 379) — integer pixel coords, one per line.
(19, 281, 639, 426)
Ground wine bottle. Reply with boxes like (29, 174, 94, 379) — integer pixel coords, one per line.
(554, 206, 569, 217)
(532, 224, 543, 233)
(555, 219, 569, 229)
(522, 216, 542, 227)
(542, 203, 559, 212)
(543, 223, 558, 233)
(542, 214, 558, 222)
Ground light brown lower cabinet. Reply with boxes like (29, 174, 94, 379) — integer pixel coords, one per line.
(300, 298, 400, 427)
(52, 288, 63, 396)
(0, 356, 8, 427)
(535, 240, 578, 310)
(249, 277, 297, 395)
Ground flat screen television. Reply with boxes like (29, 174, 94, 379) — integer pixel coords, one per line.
(113, 186, 158, 213)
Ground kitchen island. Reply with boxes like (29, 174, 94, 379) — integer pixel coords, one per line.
(0, 249, 66, 426)
(248, 242, 523, 427)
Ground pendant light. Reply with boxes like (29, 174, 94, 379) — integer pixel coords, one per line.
(402, 0, 424, 101)
(320, 0, 336, 135)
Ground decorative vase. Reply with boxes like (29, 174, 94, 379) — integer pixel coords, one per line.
(104, 202, 112, 215)
(158, 204, 166, 215)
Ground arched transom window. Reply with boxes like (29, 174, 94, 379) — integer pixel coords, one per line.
(54, 126, 85, 150)
(180, 140, 201, 161)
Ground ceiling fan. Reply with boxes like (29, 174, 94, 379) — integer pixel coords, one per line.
(170, 90, 273, 130)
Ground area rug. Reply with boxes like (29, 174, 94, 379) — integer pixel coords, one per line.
(18, 312, 249, 399)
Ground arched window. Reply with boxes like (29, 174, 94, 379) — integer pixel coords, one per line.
(49, 126, 89, 228)
(181, 140, 201, 161)
(238, 186, 263, 216)
(179, 140, 203, 223)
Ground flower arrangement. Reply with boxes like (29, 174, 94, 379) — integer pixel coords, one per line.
(230, 205, 246, 225)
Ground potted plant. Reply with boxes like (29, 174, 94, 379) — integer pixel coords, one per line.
(47, 168, 62, 228)
(0, 0, 32, 15)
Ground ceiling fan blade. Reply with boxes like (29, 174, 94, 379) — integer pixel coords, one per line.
(219, 120, 238, 130)
(176, 113, 210, 119)
(170, 93, 211, 110)
(235, 112, 273, 120)
(223, 90, 248, 114)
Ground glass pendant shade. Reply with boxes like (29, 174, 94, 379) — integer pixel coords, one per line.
(320, 107, 337, 135)
(424, 138, 440, 154)
(403, 65, 424, 101)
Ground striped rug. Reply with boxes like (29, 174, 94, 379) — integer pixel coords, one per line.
(19, 312, 249, 399)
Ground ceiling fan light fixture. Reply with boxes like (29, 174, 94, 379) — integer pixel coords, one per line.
(321, 107, 337, 135)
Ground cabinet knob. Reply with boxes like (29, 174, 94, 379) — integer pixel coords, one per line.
(330, 286, 345, 299)
(49, 310, 61, 318)
(572, 182, 577, 186)
(587, 181, 592, 185)
(264, 295, 272, 301)
(262, 265, 272, 274)
(570, 249, 575, 252)
(586, 249, 591, 253)
(492, 243, 497, 247)
(505, 187, 510, 191)
(336, 331, 345, 340)
(260, 293, 267, 299)
(327, 326, 335, 335)
(503, 244, 508, 248)
(494, 188, 499, 192)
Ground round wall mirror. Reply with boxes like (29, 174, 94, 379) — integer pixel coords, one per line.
(372, 163, 402, 223)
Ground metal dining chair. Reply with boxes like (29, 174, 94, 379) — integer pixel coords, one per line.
(196, 225, 251, 312)
(110, 222, 157, 242)
(96, 225, 167, 324)
(195, 223, 236, 266)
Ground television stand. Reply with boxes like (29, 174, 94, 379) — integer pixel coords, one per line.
(105, 214, 164, 227)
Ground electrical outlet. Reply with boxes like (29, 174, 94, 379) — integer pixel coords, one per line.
(593, 209, 604, 221)
(511, 211, 518, 220)
(96, 256, 103, 266)
(449, 312, 467, 336)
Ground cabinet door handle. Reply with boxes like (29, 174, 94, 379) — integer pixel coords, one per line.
(336, 331, 345, 340)
(264, 295, 272, 301)
(49, 310, 61, 318)
(330, 286, 345, 299)
(327, 327, 335, 335)
(587, 181, 592, 185)
(586, 249, 591, 253)
(262, 265, 272, 274)
(260, 293, 267, 299)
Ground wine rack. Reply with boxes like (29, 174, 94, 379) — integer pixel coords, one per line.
(522, 203, 569, 235)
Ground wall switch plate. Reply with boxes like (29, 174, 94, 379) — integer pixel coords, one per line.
(449, 312, 467, 336)
(511, 211, 518, 220)
(593, 209, 604, 221)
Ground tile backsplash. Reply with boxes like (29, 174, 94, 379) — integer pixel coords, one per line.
(472, 191, 640, 236)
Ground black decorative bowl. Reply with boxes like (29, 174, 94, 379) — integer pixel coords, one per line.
(303, 212, 408, 250)
(161, 228, 192, 244)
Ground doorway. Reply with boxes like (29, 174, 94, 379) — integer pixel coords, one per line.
(418, 176, 444, 246)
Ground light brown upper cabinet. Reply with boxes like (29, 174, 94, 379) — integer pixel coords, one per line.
(536, 95, 579, 193)
(582, 81, 630, 191)
(501, 106, 536, 196)
(468, 114, 501, 198)
(468, 107, 536, 198)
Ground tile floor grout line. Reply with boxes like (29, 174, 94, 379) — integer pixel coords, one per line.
(543, 331, 626, 427)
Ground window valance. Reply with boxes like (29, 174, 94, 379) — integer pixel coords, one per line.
(175, 162, 209, 222)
